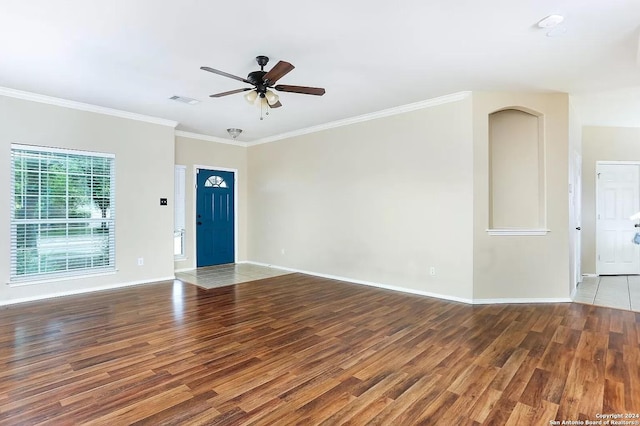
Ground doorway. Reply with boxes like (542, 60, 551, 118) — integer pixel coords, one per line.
(195, 168, 236, 267)
(595, 163, 640, 275)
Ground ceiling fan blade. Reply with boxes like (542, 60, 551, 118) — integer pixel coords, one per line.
(263, 61, 295, 85)
(270, 100, 283, 108)
(201, 66, 250, 83)
(209, 88, 252, 98)
(274, 85, 325, 96)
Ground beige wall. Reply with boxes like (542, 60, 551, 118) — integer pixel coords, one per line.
(174, 135, 248, 269)
(247, 97, 475, 301)
(0, 95, 176, 304)
(473, 92, 571, 300)
(489, 109, 543, 229)
(581, 126, 640, 274)
(1, 90, 575, 305)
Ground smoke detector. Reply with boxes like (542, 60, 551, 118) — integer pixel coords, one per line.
(537, 14, 564, 29)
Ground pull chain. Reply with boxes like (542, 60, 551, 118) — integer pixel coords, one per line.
(259, 100, 270, 121)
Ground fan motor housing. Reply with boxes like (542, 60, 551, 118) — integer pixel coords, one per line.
(247, 71, 269, 94)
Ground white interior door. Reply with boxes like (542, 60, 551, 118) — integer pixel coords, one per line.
(596, 163, 640, 275)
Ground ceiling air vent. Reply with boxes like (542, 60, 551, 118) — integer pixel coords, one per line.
(169, 95, 200, 105)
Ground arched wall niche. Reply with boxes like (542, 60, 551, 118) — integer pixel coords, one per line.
(488, 106, 546, 231)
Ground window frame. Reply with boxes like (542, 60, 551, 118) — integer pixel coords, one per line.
(204, 175, 228, 188)
(10, 144, 116, 283)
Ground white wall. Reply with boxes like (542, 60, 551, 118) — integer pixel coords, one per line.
(247, 96, 475, 301)
(174, 135, 248, 270)
(0, 95, 176, 304)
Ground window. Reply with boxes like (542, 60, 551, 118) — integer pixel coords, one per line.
(10, 144, 115, 282)
(174, 165, 186, 259)
(204, 175, 227, 188)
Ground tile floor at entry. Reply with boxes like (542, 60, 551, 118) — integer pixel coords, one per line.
(573, 275, 640, 312)
(176, 263, 291, 289)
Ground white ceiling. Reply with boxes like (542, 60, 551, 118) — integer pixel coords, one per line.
(1, 0, 639, 141)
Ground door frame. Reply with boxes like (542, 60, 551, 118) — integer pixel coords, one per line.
(193, 165, 239, 266)
(595, 160, 640, 275)
(570, 150, 582, 293)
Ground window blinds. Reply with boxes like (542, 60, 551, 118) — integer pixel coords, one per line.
(10, 144, 116, 282)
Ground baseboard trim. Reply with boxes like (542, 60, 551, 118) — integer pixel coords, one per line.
(570, 285, 578, 300)
(245, 261, 573, 306)
(245, 261, 474, 304)
(0, 276, 176, 306)
(472, 297, 573, 304)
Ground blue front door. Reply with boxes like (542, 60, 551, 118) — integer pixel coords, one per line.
(196, 169, 235, 267)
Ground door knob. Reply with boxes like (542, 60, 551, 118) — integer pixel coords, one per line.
(635, 224, 640, 228)
(576, 227, 581, 230)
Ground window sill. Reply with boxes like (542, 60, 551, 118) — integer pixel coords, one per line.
(8, 270, 118, 287)
(486, 229, 550, 236)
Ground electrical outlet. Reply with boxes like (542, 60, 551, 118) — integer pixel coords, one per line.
(160, 198, 168, 206)
(429, 267, 436, 276)
(137, 257, 144, 266)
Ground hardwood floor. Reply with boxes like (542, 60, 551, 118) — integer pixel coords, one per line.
(0, 274, 638, 425)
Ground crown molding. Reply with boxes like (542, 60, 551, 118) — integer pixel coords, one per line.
(0, 86, 178, 128)
(248, 91, 471, 146)
(0, 86, 469, 144)
(175, 130, 249, 147)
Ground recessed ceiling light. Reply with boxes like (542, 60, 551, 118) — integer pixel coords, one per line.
(537, 14, 564, 29)
(169, 95, 200, 105)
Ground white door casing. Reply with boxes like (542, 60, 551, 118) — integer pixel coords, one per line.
(572, 153, 582, 287)
(596, 163, 640, 275)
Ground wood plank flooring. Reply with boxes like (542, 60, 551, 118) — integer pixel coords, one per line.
(0, 273, 638, 425)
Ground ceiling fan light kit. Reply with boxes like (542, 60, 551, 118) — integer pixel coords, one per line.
(264, 90, 279, 105)
(201, 55, 325, 120)
(244, 90, 258, 104)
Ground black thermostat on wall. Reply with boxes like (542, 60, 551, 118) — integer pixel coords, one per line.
(160, 198, 167, 206)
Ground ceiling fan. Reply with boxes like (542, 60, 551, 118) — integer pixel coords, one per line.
(201, 56, 325, 110)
